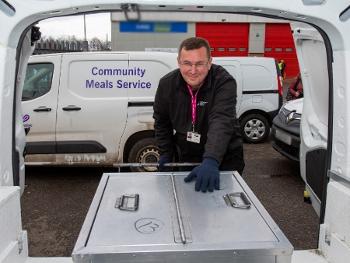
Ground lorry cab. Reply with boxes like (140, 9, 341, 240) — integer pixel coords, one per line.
(0, 1, 350, 263)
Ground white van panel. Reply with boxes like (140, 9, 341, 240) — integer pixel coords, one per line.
(68, 60, 131, 98)
(55, 53, 130, 165)
(241, 64, 274, 92)
(119, 54, 178, 165)
(214, 57, 279, 120)
(239, 93, 277, 115)
(127, 59, 176, 99)
(22, 55, 62, 163)
(22, 55, 61, 143)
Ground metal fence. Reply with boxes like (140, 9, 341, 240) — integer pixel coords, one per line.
(33, 39, 111, 54)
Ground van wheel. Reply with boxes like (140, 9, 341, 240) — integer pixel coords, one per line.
(128, 137, 160, 172)
(240, 114, 270, 143)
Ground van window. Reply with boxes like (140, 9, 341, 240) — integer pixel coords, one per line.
(22, 63, 54, 101)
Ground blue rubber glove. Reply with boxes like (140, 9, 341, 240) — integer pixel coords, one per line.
(184, 158, 220, 192)
(158, 155, 172, 172)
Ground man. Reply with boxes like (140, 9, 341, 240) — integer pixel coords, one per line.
(286, 73, 303, 100)
(153, 37, 244, 193)
(278, 59, 286, 79)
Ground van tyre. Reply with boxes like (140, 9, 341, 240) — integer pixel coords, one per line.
(128, 137, 160, 172)
(240, 114, 270, 143)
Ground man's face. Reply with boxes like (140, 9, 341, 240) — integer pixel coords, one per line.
(178, 47, 212, 90)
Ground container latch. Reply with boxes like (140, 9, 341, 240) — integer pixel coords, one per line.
(224, 192, 251, 209)
(115, 194, 139, 211)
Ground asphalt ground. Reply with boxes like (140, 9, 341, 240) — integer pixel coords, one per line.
(21, 140, 319, 257)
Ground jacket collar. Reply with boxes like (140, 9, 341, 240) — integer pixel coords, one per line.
(177, 65, 215, 94)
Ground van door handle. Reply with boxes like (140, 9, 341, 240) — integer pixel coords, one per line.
(33, 106, 52, 112)
(62, 105, 81, 111)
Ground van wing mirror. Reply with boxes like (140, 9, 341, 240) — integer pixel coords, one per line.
(31, 26, 41, 46)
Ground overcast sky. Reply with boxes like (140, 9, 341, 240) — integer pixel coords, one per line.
(37, 13, 111, 41)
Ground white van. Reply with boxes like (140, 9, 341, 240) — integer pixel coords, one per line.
(22, 52, 282, 169)
(1, 2, 350, 263)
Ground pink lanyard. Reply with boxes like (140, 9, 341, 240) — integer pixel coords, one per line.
(187, 84, 198, 131)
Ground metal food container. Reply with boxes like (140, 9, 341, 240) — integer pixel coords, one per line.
(73, 171, 293, 263)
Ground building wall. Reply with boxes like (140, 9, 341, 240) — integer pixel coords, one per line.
(111, 12, 284, 52)
(112, 21, 195, 51)
(264, 23, 299, 78)
(196, 23, 250, 56)
(110, 12, 299, 78)
(249, 23, 266, 55)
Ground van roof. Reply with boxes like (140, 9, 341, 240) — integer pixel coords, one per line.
(213, 56, 275, 62)
(31, 51, 178, 58)
(31, 52, 276, 63)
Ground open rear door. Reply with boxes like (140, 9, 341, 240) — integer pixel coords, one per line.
(15, 28, 37, 192)
(292, 26, 329, 217)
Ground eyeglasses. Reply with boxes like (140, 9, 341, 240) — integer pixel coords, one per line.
(179, 60, 209, 70)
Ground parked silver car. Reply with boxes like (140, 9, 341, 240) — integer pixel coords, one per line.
(271, 98, 303, 161)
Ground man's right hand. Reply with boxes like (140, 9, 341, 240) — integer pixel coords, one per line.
(158, 155, 171, 172)
(184, 158, 220, 192)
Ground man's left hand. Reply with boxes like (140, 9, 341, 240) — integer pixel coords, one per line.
(184, 158, 220, 192)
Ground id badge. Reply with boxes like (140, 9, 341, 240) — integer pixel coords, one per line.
(187, 131, 201, 144)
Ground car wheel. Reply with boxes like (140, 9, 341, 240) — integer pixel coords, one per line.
(240, 114, 270, 143)
(128, 137, 160, 172)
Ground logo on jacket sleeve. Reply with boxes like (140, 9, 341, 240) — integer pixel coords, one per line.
(197, 101, 208, 107)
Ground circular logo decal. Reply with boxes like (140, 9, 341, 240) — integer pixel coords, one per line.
(134, 218, 164, 234)
(23, 114, 30, 122)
